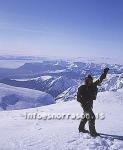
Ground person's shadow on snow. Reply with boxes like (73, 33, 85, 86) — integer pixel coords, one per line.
(100, 133, 123, 141)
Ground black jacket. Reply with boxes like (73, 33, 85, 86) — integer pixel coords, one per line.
(77, 70, 109, 108)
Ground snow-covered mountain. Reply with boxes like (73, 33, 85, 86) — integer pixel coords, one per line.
(47, 76, 77, 97)
(0, 63, 123, 103)
(1, 58, 123, 103)
(0, 58, 123, 78)
(99, 74, 123, 91)
(0, 83, 55, 110)
(53, 73, 123, 102)
(0, 76, 77, 98)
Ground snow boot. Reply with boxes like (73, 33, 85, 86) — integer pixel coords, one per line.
(90, 132, 100, 137)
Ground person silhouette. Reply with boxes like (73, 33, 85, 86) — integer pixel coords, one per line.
(77, 68, 109, 137)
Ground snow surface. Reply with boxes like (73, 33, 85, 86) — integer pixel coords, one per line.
(15, 76, 52, 81)
(0, 83, 55, 110)
(35, 76, 52, 81)
(0, 90, 123, 150)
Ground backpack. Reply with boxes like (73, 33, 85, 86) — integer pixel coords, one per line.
(77, 85, 85, 103)
(77, 85, 98, 103)
(77, 91, 81, 103)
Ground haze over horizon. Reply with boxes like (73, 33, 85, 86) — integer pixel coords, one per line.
(0, 0, 123, 58)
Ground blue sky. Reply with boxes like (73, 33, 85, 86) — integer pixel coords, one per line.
(0, 0, 123, 58)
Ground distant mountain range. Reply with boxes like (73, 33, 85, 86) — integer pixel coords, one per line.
(0, 59, 123, 101)
(0, 59, 123, 78)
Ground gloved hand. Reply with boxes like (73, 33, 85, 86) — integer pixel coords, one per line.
(104, 68, 109, 73)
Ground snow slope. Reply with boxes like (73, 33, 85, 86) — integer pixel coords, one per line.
(0, 83, 55, 110)
(0, 90, 123, 150)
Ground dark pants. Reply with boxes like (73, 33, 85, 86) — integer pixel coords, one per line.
(79, 103, 96, 134)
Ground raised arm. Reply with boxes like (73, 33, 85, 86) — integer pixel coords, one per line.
(94, 68, 109, 86)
